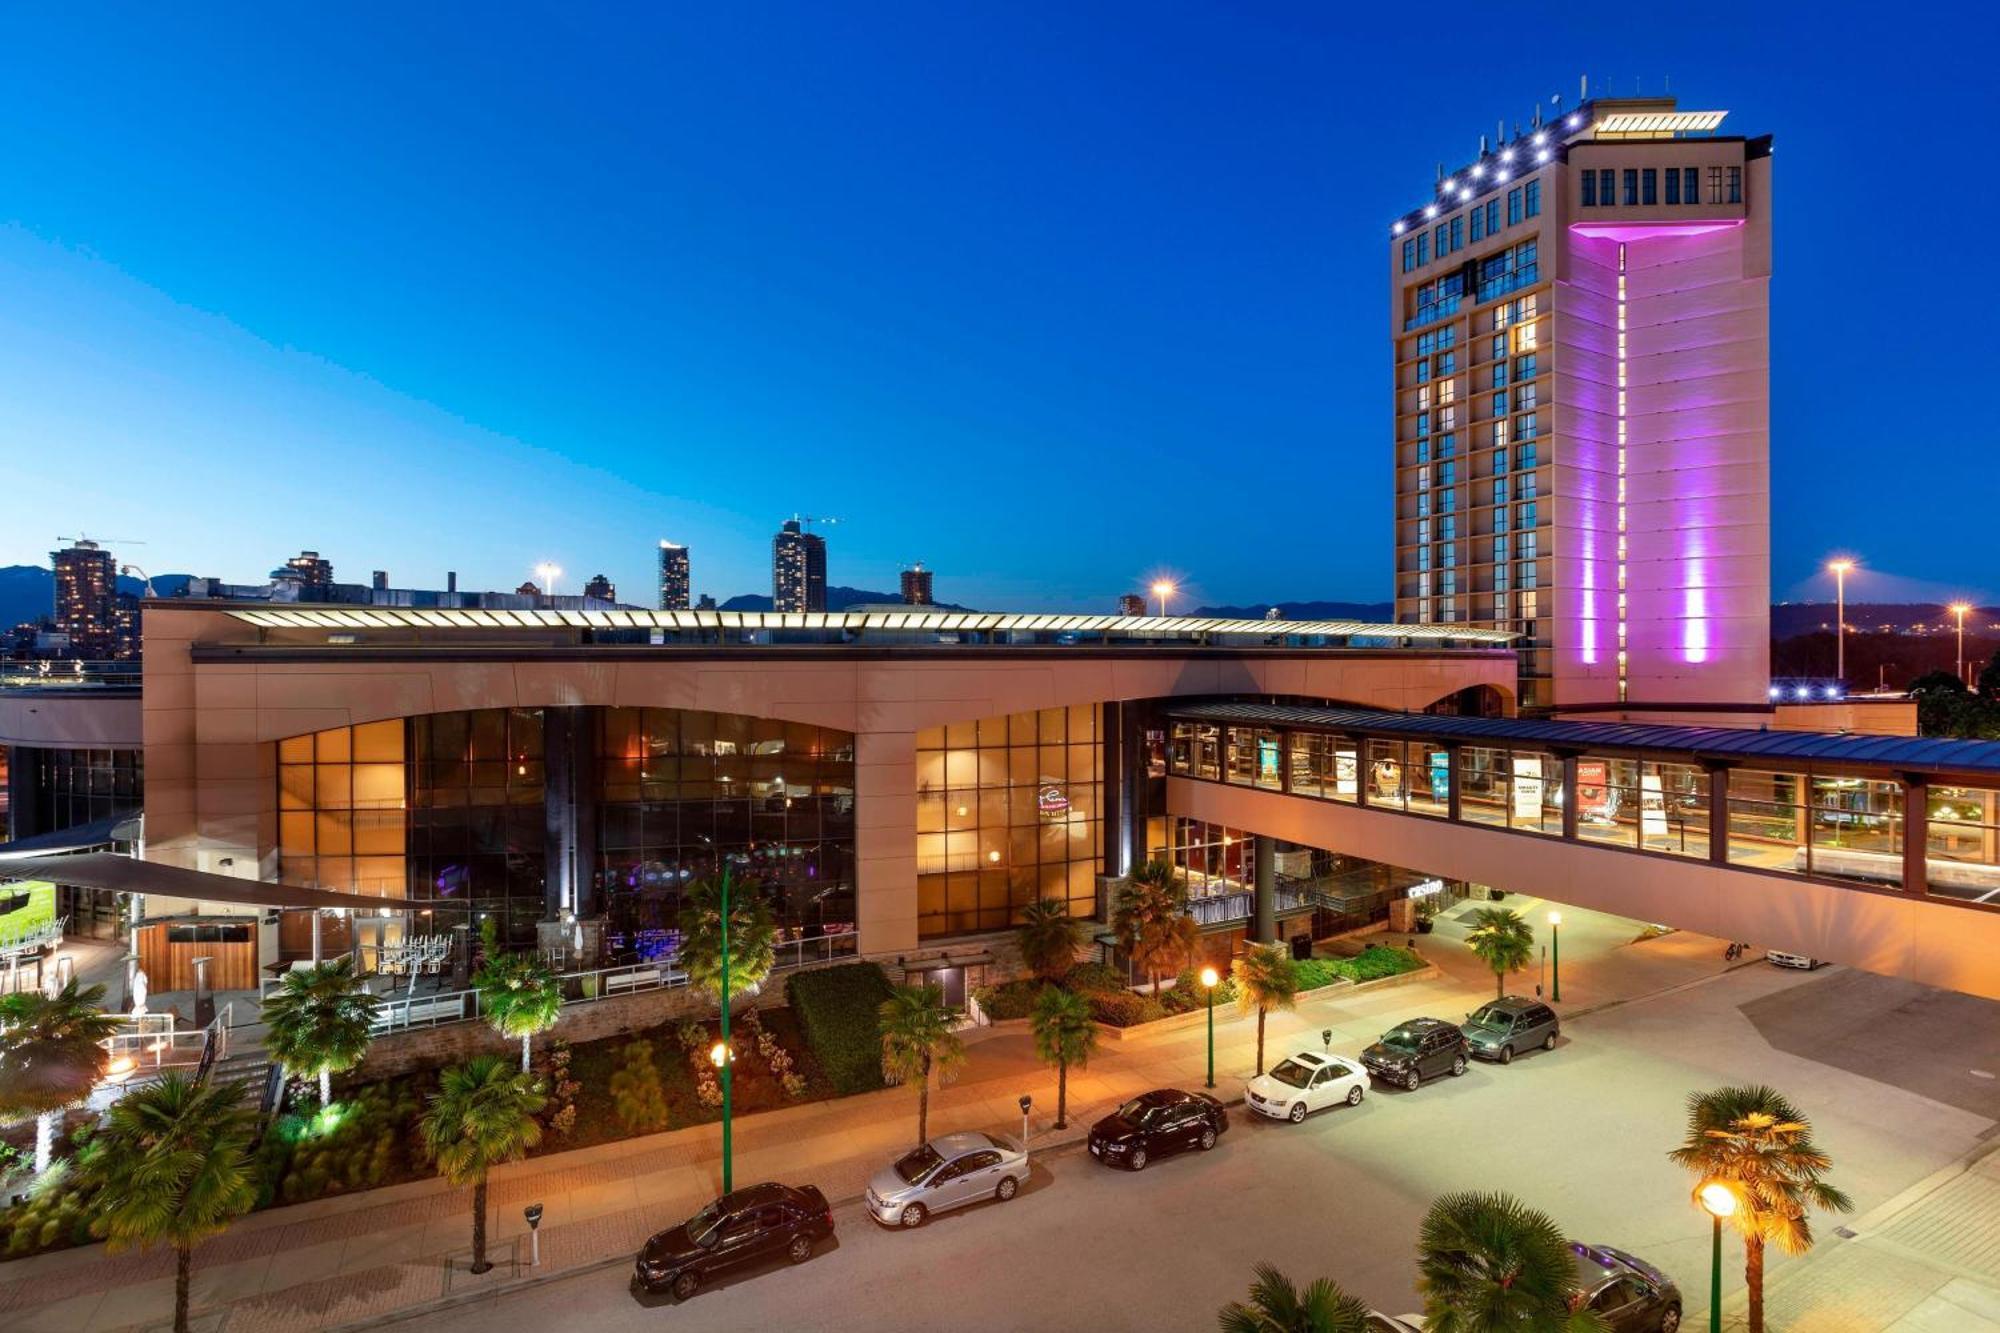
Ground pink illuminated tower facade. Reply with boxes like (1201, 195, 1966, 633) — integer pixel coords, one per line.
(1391, 96, 1771, 717)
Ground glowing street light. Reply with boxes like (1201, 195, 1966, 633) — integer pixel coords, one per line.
(1698, 1180, 1738, 1333)
(1151, 579, 1177, 619)
(1199, 966, 1221, 1089)
(534, 562, 562, 596)
(1950, 602, 1973, 687)
(1827, 559, 1855, 684)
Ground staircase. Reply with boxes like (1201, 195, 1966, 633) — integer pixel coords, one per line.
(208, 1043, 280, 1113)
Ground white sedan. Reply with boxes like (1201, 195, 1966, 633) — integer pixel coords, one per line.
(1244, 1050, 1368, 1123)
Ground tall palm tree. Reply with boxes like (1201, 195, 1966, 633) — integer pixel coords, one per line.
(1217, 1262, 1375, 1333)
(878, 982, 966, 1144)
(82, 1071, 259, 1333)
(0, 978, 119, 1173)
(259, 956, 381, 1108)
(473, 948, 563, 1072)
(675, 869, 778, 1009)
(1417, 1190, 1607, 1333)
(1232, 942, 1299, 1076)
(1029, 984, 1096, 1129)
(420, 1053, 547, 1274)
(1015, 897, 1084, 982)
(1114, 859, 1192, 994)
(1465, 907, 1534, 999)
(1668, 1084, 1852, 1333)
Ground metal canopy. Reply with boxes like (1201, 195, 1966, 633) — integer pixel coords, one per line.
(1165, 702, 2000, 781)
(0, 810, 143, 860)
(0, 852, 413, 912)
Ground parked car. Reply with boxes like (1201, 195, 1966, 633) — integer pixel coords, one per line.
(1088, 1087, 1228, 1168)
(1360, 1018, 1468, 1090)
(1570, 1242, 1683, 1331)
(1462, 996, 1560, 1064)
(1767, 952, 1827, 971)
(1244, 1050, 1368, 1123)
(865, 1130, 1029, 1228)
(632, 1181, 833, 1301)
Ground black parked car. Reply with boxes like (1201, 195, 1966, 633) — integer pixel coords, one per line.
(633, 1182, 834, 1301)
(1360, 1017, 1468, 1090)
(1088, 1088, 1228, 1170)
(1571, 1242, 1684, 1331)
(1463, 996, 1560, 1064)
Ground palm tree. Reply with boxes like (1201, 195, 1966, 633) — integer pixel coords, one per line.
(82, 1071, 258, 1333)
(675, 869, 779, 1008)
(1465, 907, 1534, 999)
(1217, 1262, 1375, 1333)
(0, 978, 119, 1173)
(473, 947, 563, 1072)
(259, 956, 381, 1108)
(1417, 1190, 1606, 1333)
(1668, 1084, 1852, 1333)
(1232, 942, 1299, 1076)
(1015, 897, 1084, 982)
(1114, 859, 1193, 994)
(420, 1054, 547, 1274)
(878, 982, 966, 1144)
(1029, 984, 1096, 1129)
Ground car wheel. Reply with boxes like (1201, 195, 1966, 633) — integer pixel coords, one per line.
(1544, 1031, 1558, 1051)
(1404, 1070, 1421, 1092)
(1498, 1045, 1514, 1065)
(900, 1203, 927, 1228)
(1288, 1102, 1307, 1123)
(1199, 1126, 1217, 1150)
(1659, 1302, 1682, 1333)
(996, 1174, 1019, 1201)
(786, 1234, 814, 1264)
(672, 1271, 700, 1301)
(1345, 1084, 1363, 1106)
(1129, 1148, 1149, 1171)
(1450, 1055, 1467, 1077)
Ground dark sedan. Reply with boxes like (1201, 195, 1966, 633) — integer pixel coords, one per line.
(633, 1182, 833, 1301)
(1360, 1017, 1468, 1090)
(1087, 1088, 1227, 1170)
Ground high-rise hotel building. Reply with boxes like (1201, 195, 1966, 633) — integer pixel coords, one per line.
(772, 519, 828, 613)
(1391, 96, 1771, 716)
(657, 541, 691, 611)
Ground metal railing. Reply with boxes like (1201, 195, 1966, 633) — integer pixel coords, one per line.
(101, 1008, 220, 1075)
(0, 660, 142, 690)
(1185, 886, 1315, 928)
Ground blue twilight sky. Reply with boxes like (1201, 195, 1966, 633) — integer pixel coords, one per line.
(1, 4, 1993, 612)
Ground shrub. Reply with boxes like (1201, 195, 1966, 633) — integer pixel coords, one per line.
(1085, 990, 1166, 1028)
(675, 1019, 707, 1054)
(609, 1040, 670, 1135)
(1295, 958, 1343, 991)
(1330, 945, 1423, 983)
(786, 963, 895, 1094)
(1062, 961, 1127, 995)
(973, 978, 1041, 1020)
(1167, 967, 1238, 1009)
(781, 1072, 809, 1100)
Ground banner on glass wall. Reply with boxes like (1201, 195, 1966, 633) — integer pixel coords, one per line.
(1429, 750, 1451, 800)
(1257, 738, 1281, 786)
(1577, 761, 1616, 823)
(1511, 756, 1544, 821)
(1640, 772, 1668, 839)
(1335, 752, 1357, 798)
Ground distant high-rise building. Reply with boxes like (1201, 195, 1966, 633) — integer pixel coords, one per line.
(583, 574, 615, 602)
(900, 564, 934, 606)
(772, 519, 827, 613)
(695, 593, 717, 611)
(514, 580, 541, 598)
(1390, 95, 1771, 714)
(658, 541, 691, 610)
(51, 539, 118, 657)
(1117, 593, 1147, 618)
(283, 550, 334, 587)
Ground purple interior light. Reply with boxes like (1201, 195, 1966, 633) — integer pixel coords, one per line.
(1569, 220, 1744, 242)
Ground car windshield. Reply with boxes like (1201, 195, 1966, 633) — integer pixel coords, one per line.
(1381, 1026, 1423, 1050)
(1115, 1098, 1156, 1122)
(1468, 1005, 1512, 1029)
(684, 1199, 725, 1246)
(1267, 1059, 1314, 1088)
(893, 1144, 944, 1185)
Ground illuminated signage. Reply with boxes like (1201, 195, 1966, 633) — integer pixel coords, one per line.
(1037, 785, 1071, 817)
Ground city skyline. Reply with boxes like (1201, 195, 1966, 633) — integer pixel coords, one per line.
(0, 8, 1992, 612)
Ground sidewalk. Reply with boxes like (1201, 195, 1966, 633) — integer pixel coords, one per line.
(0, 904, 1746, 1333)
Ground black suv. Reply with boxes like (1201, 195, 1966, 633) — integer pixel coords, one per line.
(1360, 1018, 1468, 1090)
(633, 1182, 834, 1301)
(1570, 1243, 1683, 1331)
(1463, 996, 1560, 1064)
(1087, 1088, 1228, 1170)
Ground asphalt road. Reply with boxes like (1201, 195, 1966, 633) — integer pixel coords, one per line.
(415, 960, 1994, 1333)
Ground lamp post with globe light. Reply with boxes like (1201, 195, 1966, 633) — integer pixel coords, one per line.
(1699, 1179, 1737, 1333)
(1151, 579, 1178, 619)
(1827, 559, 1854, 683)
(1951, 602, 1972, 687)
(1199, 966, 1220, 1088)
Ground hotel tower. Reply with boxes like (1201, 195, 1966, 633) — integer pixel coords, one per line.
(1391, 94, 1771, 717)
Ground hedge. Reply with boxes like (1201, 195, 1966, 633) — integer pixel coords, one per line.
(785, 962, 895, 1095)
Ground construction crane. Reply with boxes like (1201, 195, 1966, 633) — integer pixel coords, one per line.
(56, 534, 148, 547)
(788, 514, 840, 532)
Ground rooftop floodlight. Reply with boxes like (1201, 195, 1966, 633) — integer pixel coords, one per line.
(1537, 148, 1552, 164)
(1567, 113, 1582, 129)
(1424, 204, 1438, 218)
(1471, 163, 1485, 179)
(1501, 147, 1516, 163)
(1393, 220, 1406, 235)
(1533, 130, 1547, 146)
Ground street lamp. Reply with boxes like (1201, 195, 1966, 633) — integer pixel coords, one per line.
(1950, 602, 1972, 687)
(1698, 1180, 1737, 1333)
(1151, 579, 1177, 619)
(1199, 966, 1220, 1089)
(1547, 911, 1561, 1003)
(712, 867, 735, 1195)
(1832, 556, 1856, 680)
(534, 562, 562, 596)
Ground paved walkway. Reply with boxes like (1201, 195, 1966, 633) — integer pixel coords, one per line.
(0, 903, 1756, 1332)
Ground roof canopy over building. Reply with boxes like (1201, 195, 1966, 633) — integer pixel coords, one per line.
(0, 853, 411, 912)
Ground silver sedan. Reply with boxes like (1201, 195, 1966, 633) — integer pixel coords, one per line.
(864, 1131, 1029, 1228)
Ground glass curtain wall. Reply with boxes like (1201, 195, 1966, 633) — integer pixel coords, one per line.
(1928, 785, 2000, 901)
(1573, 758, 1710, 858)
(25, 747, 143, 833)
(406, 709, 546, 939)
(279, 720, 407, 900)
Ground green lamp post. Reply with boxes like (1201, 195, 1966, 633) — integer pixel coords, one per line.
(1200, 965, 1219, 1089)
(709, 870, 735, 1195)
(1699, 1180, 1735, 1333)
(1547, 910, 1562, 1003)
